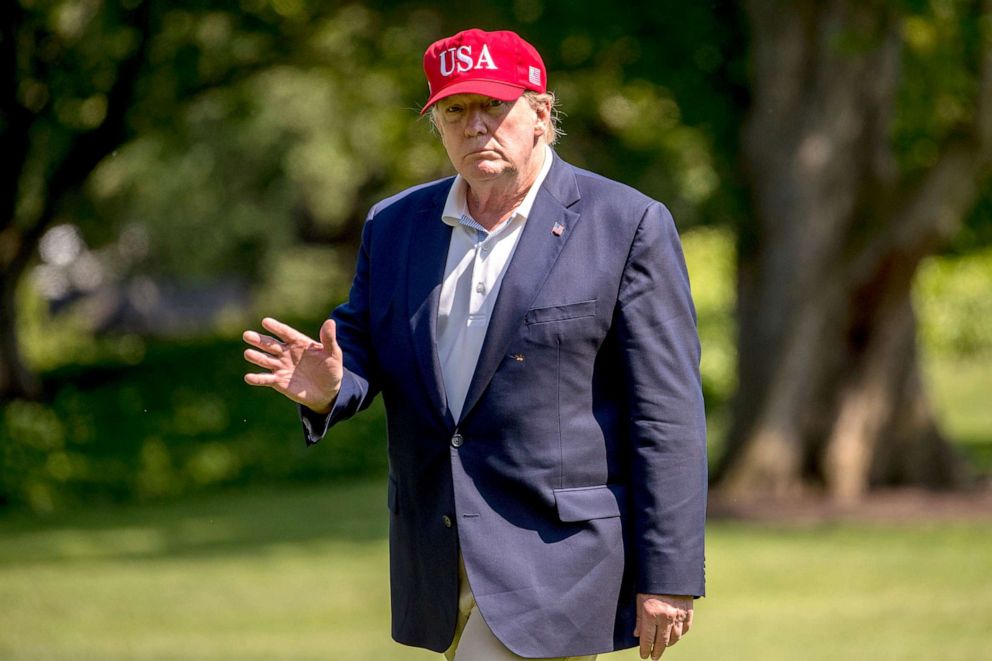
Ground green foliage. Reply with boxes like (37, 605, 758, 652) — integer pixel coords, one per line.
(681, 226, 737, 406)
(42, 0, 747, 305)
(917, 245, 992, 470)
(251, 244, 354, 321)
(925, 354, 992, 472)
(894, 0, 982, 174)
(517, 0, 747, 228)
(16, 276, 148, 373)
(0, 400, 69, 513)
(0, 336, 388, 513)
(915, 245, 992, 357)
(87, 4, 452, 287)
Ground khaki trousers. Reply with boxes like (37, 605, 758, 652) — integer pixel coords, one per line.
(443, 556, 597, 661)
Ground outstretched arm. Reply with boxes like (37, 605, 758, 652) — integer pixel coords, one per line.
(243, 212, 380, 444)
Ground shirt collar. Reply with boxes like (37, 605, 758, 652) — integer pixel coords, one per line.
(441, 143, 554, 228)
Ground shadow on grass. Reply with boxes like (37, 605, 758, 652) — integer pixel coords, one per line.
(0, 478, 390, 565)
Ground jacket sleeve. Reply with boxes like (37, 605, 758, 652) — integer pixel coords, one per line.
(300, 211, 381, 446)
(615, 201, 707, 597)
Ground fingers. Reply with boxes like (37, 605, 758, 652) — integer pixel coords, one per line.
(242, 329, 284, 356)
(664, 609, 688, 648)
(243, 348, 281, 371)
(637, 595, 692, 660)
(261, 317, 308, 344)
(242, 327, 286, 387)
(244, 371, 280, 387)
(318, 318, 337, 355)
(651, 622, 669, 660)
(639, 622, 654, 659)
(639, 622, 672, 660)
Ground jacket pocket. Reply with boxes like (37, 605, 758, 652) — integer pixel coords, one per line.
(525, 299, 597, 325)
(387, 475, 399, 513)
(553, 484, 625, 522)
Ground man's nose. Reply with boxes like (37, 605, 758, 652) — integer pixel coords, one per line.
(464, 108, 488, 136)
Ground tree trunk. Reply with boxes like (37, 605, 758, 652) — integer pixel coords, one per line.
(0, 267, 39, 400)
(0, 2, 36, 401)
(821, 246, 970, 501)
(716, 0, 986, 500)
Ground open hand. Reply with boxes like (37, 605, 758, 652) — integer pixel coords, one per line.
(242, 317, 343, 413)
(634, 593, 693, 659)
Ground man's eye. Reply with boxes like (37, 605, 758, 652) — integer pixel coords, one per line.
(487, 99, 504, 108)
(445, 105, 462, 113)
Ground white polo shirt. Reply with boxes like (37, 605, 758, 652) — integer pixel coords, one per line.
(437, 144, 553, 422)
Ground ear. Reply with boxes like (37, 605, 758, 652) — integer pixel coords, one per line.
(533, 100, 551, 136)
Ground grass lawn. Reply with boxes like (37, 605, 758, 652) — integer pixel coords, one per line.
(1, 479, 990, 660)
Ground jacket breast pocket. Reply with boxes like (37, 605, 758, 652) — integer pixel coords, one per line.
(525, 300, 597, 325)
(553, 484, 625, 522)
(522, 300, 602, 350)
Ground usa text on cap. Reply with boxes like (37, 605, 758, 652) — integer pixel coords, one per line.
(421, 28, 547, 114)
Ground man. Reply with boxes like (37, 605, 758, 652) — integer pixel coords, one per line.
(243, 28, 706, 661)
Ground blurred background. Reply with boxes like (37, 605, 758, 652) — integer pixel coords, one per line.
(1, 0, 990, 659)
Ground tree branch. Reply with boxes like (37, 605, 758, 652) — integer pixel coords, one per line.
(0, 1, 33, 239)
(976, 0, 992, 152)
(7, 1, 152, 277)
(851, 0, 992, 279)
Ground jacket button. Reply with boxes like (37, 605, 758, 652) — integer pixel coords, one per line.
(442, 515, 453, 528)
(451, 433, 464, 448)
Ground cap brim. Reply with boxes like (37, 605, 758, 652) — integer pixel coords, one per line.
(420, 80, 526, 115)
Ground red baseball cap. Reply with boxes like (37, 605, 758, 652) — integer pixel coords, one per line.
(421, 29, 547, 114)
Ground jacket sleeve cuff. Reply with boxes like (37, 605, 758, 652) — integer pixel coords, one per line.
(636, 569, 706, 599)
(298, 369, 363, 446)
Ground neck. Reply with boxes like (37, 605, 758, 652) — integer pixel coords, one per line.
(465, 145, 546, 231)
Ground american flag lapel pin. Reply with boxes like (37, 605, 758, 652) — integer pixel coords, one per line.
(551, 222, 565, 236)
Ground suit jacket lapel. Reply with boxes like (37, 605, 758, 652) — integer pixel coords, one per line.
(407, 181, 455, 427)
(459, 155, 582, 422)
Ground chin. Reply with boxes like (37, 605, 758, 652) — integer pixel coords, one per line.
(470, 162, 507, 178)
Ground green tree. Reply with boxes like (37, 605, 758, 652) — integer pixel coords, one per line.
(0, 0, 427, 393)
(2, 1, 151, 397)
(1, 0, 304, 398)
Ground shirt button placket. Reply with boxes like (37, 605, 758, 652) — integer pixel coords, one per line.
(470, 247, 485, 310)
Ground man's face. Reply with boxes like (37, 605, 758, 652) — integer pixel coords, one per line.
(434, 93, 547, 185)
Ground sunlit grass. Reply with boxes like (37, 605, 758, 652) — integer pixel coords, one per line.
(1, 479, 990, 660)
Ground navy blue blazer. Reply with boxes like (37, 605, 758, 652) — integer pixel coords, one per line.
(302, 152, 707, 658)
